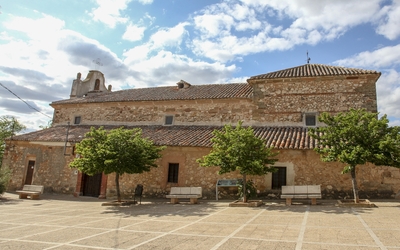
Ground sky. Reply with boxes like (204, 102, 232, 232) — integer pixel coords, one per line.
(0, 0, 399, 132)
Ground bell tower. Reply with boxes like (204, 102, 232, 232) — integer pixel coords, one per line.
(69, 70, 112, 99)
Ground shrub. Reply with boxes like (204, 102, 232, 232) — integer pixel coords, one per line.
(0, 166, 10, 197)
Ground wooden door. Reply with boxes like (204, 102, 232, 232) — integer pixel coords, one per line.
(272, 167, 287, 189)
(82, 173, 102, 197)
(24, 161, 35, 185)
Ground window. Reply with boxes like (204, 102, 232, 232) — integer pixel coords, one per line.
(74, 116, 81, 124)
(272, 167, 286, 189)
(94, 79, 100, 90)
(168, 163, 179, 183)
(164, 115, 174, 125)
(305, 113, 317, 126)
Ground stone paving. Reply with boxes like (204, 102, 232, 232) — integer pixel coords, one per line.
(0, 192, 399, 250)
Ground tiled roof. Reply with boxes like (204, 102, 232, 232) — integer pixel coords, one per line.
(249, 64, 380, 80)
(8, 125, 317, 150)
(52, 83, 253, 105)
(51, 64, 380, 105)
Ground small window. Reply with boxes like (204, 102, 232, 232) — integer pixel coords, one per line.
(305, 113, 316, 126)
(94, 79, 100, 90)
(164, 115, 174, 125)
(74, 116, 81, 124)
(168, 163, 179, 183)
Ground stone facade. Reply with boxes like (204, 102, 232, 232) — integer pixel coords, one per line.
(3, 64, 399, 200)
(5, 142, 399, 199)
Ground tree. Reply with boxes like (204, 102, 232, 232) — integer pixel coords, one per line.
(309, 109, 400, 203)
(197, 121, 278, 202)
(0, 116, 26, 163)
(70, 127, 165, 202)
(0, 166, 10, 197)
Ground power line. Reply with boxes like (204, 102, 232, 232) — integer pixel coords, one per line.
(0, 82, 52, 119)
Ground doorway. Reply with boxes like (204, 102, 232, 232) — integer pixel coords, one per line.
(82, 173, 102, 197)
(25, 161, 35, 185)
(272, 167, 287, 189)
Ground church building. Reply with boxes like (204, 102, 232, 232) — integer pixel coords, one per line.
(3, 64, 400, 199)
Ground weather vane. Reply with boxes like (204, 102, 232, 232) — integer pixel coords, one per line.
(92, 58, 103, 70)
(306, 51, 311, 64)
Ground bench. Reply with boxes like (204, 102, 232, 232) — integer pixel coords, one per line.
(16, 185, 44, 200)
(281, 185, 321, 205)
(166, 187, 202, 204)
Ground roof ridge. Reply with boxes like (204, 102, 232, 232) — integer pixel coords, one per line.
(249, 63, 380, 80)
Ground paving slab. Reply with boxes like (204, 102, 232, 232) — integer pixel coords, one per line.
(1, 192, 400, 249)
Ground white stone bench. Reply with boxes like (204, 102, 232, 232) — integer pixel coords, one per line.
(166, 187, 202, 204)
(281, 185, 321, 205)
(16, 185, 44, 200)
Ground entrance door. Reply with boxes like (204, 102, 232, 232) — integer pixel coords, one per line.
(25, 161, 35, 185)
(82, 173, 102, 197)
(272, 167, 286, 189)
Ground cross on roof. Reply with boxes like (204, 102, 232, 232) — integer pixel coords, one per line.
(92, 58, 103, 70)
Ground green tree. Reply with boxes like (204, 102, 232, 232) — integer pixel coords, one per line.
(0, 116, 26, 162)
(0, 166, 10, 197)
(197, 121, 278, 202)
(70, 127, 165, 202)
(309, 109, 400, 203)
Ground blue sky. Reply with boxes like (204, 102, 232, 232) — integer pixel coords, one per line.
(0, 0, 399, 131)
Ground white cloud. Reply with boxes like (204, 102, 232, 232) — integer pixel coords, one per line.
(193, 13, 234, 39)
(122, 23, 146, 41)
(334, 44, 400, 69)
(136, 0, 153, 4)
(191, 0, 384, 62)
(375, 0, 400, 40)
(4, 14, 65, 44)
(376, 69, 400, 123)
(123, 44, 151, 64)
(123, 50, 237, 88)
(90, 0, 131, 28)
(150, 22, 189, 49)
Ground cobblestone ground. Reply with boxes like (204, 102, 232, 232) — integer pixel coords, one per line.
(0, 192, 399, 250)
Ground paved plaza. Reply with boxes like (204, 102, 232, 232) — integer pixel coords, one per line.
(0, 192, 400, 250)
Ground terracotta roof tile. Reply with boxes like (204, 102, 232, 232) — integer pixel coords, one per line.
(52, 83, 253, 105)
(9, 125, 317, 150)
(250, 64, 380, 80)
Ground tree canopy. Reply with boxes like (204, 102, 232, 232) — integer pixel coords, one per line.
(309, 109, 400, 203)
(197, 121, 278, 202)
(0, 116, 26, 163)
(70, 127, 165, 202)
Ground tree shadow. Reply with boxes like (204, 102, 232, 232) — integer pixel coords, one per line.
(101, 199, 225, 218)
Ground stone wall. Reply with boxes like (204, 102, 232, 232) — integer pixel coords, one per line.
(4, 142, 399, 199)
(3, 141, 77, 194)
(250, 75, 378, 125)
(52, 75, 378, 127)
(104, 146, 400, 200)
(52, 99, 254, 127)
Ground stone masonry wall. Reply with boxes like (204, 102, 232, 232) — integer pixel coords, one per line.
(250, 75, 378, 125)
(3, 141, 77, 194)
(4, 143, 398, 199)
(105, 146, 400, 200)
(52, 74, 378, 127)
(52, 99, 254, 127)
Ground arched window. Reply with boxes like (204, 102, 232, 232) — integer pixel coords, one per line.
(94, 79, 100, 90)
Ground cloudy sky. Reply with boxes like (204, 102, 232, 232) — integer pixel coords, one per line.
(0, 0, 399, 132)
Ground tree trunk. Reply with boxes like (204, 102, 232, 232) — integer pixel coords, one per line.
(115, 173, 121, 202)
(350, 166, 359, 203)
(243, 173, 247, 203)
